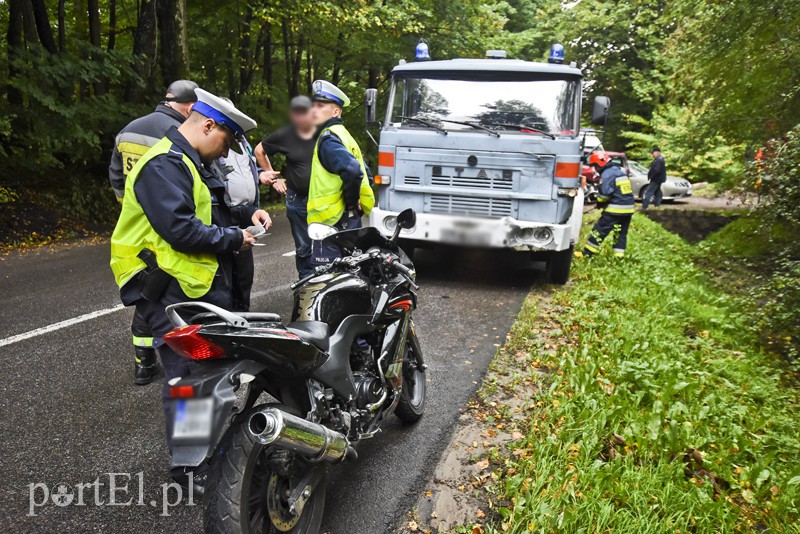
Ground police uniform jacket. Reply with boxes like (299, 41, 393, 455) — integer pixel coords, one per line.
(316, 118, 373, 210)
(109, 103, 186, 198)
(119, 127, 257, 309)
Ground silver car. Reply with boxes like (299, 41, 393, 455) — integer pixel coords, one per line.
(628, 160, 693, 200)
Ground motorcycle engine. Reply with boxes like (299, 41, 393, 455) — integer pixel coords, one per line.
(354, 372, 383, 409)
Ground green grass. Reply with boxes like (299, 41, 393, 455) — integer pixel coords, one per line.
(701, 215, 791, 259)
(481, 214, 800, 533)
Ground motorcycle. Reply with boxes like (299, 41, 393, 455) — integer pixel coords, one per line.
(161, 208, 426, 533)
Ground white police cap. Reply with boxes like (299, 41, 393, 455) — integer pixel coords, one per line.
(311, 80, 350, 108)
(193, 88, 257, 153)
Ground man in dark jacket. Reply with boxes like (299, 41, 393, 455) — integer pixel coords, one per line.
(109, 80, 198, 386)
(110, 89, 269, 486)
(642, 146, 667, 209)
(582, 151, 635, 257)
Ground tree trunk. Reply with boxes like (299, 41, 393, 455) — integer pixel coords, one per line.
(282, 19, 292, 97)
(237, 2, 255, 100)
(7, 0, 25, 107)
(290, 35, 303, 97)
(57, 0, 66, 52)
(107, 0, 117, 51)
(31, 0, 58, 53)
(331, 33, 344, 86)
(157, 0, 189, 83)
(126, 0, 158, 101)
(20, 0, 38, 45)
(263, 22, 273, 110)
(87, 0, 105, 95)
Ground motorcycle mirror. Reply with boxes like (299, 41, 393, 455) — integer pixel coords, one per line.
(396, 209, 416, 230)
(308, 223, 337, 241)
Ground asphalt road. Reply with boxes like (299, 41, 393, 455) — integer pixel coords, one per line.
(0, 210, 538, 533)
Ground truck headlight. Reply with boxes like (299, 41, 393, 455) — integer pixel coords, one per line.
(383, 216, 398, 233)
(533, 227, 553, 242)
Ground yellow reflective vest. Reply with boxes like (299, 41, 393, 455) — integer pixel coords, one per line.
(109, 137, 218, 299)
(308, 123, 375, 226)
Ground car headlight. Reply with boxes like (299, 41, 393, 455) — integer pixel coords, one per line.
(533, 227, 553, 242)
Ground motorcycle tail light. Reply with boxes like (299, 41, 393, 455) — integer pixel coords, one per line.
(164, 324, 225, 360)
(169, 385, 196, 398)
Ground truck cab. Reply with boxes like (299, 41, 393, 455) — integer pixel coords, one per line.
(366, 51, 606, 284)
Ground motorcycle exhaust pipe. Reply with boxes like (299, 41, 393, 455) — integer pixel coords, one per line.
(248, 408, 356, 463)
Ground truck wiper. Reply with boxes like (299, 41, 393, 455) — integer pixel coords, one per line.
(437, 119, 500, 138)
(481, 122, 555, 140)
(397, 116, 447, 135)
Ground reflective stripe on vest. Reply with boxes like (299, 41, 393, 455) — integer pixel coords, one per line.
(308, 124, 375, 226)
(109, 137, 218, 298)
(116, 132, 162, 177)
(604, 203, 635, 214)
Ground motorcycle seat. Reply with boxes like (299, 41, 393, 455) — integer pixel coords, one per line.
(286, 321, 330, 352)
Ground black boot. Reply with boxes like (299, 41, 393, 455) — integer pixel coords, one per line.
(134, 346, 160, 385)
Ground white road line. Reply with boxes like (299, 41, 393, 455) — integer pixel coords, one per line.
(282, 250, 296, 257)
(0, 284, 291, 348)
(0, 304, 125, 348)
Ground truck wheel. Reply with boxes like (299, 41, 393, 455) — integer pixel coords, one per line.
(546, 246, 573, 285)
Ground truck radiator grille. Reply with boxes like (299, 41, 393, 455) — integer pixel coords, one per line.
(430, 174, 513, 191)
(429, 194, 513, 218)
(404, 176, 421, 185)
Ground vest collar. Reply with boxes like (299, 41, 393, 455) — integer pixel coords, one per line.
(315, 117, 344, 138)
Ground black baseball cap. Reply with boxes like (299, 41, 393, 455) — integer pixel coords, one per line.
(165, 80, 199, 103)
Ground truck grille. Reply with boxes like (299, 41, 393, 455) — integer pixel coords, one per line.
(430, 173, 513, 191)
(429, 194, 513, 218)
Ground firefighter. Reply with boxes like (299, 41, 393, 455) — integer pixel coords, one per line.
(109, 89, 269, 487)
(582, 151, 635, 257)
(109, 79, 198, 386)
(307, 80, 375, 266)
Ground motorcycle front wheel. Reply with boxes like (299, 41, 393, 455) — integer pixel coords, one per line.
(204, 404, 326, 534)
(394, 325, 427, 423)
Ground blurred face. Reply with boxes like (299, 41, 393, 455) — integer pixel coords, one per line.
(652, 150, 661, 158)
(311, 101, 341, 125)
(290, 107, 314, 131)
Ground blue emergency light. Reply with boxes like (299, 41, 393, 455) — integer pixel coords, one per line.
(416, 40, 430, 61)
(548, 43, 565, 64)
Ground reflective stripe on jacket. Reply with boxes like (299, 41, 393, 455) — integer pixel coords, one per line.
(110, 137, 218, 298)
(109, 104, 185, 199)
(308, 123, 375, 225)
(597, 165, 635, 214)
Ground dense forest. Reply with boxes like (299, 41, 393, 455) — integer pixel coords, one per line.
(0, 0, 798, 227)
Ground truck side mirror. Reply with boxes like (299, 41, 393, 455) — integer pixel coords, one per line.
(592, 96, 610, 126)
(364, 88, 378, 124)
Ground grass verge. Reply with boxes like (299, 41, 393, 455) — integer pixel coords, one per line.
(475, 214, 800, 532)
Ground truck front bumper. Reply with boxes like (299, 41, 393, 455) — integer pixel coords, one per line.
(369, 208, 573, 252)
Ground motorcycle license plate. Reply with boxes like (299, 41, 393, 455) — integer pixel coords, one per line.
(173, 398, 213, 439)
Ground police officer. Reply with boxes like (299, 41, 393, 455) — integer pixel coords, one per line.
(307, 80, 375, 265)
(109, 89, 269, 485)
(220, 134, 268, 311)
(109, 79, 198, 386)
(582, 151, 635, 257)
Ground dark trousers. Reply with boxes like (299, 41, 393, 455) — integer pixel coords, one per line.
(311, 211, 362, 267)
(585, 211, 632, 256)
(231, 248, 254, 312)
(131, 306, 154, 349)
(133, 298, 195, 453)
(286, 189, 314, 278)
(642, 181, 663, 208)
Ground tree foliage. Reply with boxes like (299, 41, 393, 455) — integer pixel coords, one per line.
(1, 0, 799, 225)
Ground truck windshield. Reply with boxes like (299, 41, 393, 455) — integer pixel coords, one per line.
(387, 74, 580, 136)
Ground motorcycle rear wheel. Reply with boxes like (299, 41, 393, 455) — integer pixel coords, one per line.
(204, 404, 326, 534)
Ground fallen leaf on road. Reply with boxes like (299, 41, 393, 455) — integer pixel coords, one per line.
(408, 520, 418, 531)
(473, 525, 484, 534)
(476, 459, 490, 470)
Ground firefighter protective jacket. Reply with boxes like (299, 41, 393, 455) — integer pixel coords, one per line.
(597, 164, 635, 214)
